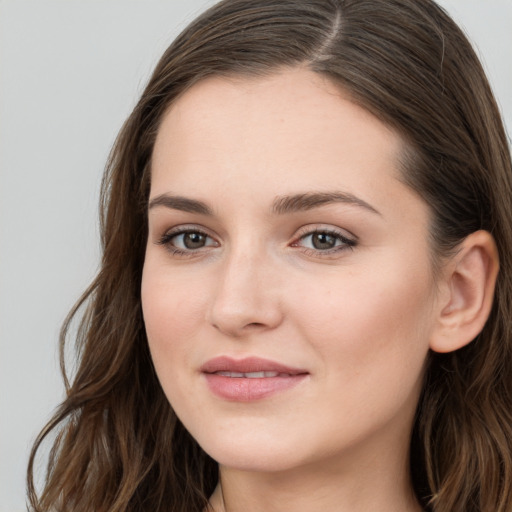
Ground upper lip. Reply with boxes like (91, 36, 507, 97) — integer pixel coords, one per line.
(200, 356, 308, 375)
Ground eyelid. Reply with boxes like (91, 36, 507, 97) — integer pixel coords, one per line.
(157, 224, 213, 240)
(292, 224, 357, 243)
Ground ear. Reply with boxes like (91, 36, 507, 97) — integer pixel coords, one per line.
(430, 230, 499, 353)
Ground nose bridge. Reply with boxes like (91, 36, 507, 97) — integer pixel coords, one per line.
(207, 237, 282, 336)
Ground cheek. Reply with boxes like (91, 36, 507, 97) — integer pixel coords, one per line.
(141, 262, 207, 374)
(284, 262, 434, 442)
(293, 260, 434, 378)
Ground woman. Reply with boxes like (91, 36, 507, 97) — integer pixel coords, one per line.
(27, 0, 512, 511)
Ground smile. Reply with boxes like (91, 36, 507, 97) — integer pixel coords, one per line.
(215, 371, 285, 378)
(201, 356, 309, 401)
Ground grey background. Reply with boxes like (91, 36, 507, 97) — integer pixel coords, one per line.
(1, 1, 510, 510)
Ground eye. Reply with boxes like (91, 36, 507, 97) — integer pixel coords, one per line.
(157, 227, 219, 255)
(302, 232, 341, 250)
(172, 231, 213, 250)
(291, 228, 356, 255)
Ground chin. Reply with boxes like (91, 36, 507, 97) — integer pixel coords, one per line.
(207, 445, 303, 473)
(192, 426, 309, 473)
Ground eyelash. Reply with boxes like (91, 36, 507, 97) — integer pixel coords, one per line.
(156, 226, 357, 259)
(156, 227, 217, 257)
(291, 228, 357, 258)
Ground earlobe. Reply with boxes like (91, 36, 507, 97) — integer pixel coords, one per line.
(429, 230, 499, 354)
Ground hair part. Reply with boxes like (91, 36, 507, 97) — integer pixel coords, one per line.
(28, 1, 512, 511)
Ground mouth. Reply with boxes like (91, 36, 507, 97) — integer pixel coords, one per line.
(200, 355, 308, 375)
(200, 356, 309, 401)
(214, 371, 289, 378)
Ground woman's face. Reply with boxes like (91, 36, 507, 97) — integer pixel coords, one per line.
(142, 68, 440, 473)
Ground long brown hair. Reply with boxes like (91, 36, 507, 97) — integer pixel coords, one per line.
(28, 1, 512, 510)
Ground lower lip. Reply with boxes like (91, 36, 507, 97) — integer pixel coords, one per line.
(203, 373, 308, 401)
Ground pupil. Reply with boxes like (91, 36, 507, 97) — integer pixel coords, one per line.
(312, 232, 336, 250)
(184, 232, 205, 249)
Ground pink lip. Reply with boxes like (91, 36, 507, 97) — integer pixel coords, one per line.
(201, 356, 309, 402)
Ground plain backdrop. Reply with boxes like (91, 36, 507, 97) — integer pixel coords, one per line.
(0, 1, 510, 510)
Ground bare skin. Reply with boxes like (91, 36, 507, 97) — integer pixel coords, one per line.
(142, 67, 498, 512)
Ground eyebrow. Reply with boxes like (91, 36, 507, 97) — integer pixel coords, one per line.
(147, 191, 381, 216)
(272, 191, 381, 216)
(148, 194, 213, 215)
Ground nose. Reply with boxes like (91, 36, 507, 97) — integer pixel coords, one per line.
(206, 248, 284, 337)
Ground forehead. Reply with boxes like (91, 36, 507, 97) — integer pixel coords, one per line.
(154, 68, 401, 165)
(151, 68, 407, 212)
